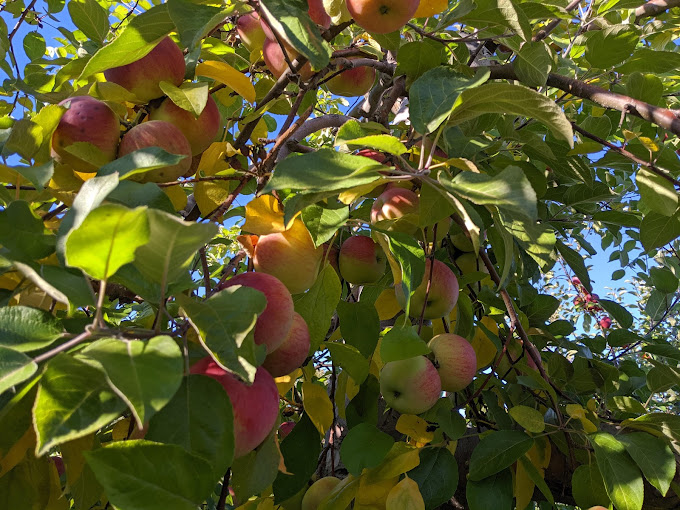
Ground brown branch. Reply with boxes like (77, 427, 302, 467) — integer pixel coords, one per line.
(262, 104, 314, 170)
(205, 176, 252, 220)
(635, 0, 680, 21)
(276, 114, 353, 162)
(8, 0, 38, 41)
(532, 0, 582, 42)
(156, 175, 242, 187)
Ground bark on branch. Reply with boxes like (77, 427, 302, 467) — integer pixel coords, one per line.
(635, 0, 680, 21)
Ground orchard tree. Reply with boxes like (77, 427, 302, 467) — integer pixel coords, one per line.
(2, 0, 680, 509)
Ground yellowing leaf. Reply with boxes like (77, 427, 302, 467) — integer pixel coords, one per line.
(579, 417, 598, 434)
(338, 180, 388, 204)
(356, 476, 399, 507)
(514, 454, 535, 510)
(470, 316, 498, 369)
(508, 405, 545, 433)
(414, 0, 447, 17)
(374, 288, 402, 321)
(363, 442, 421, 483)
(386, 477, 424, 510)
(197, 141, 237, 176)
(275, 369, 302, 396)
(446, 440, 458, 456)
(60, 434, 96, 484)
(319, 475, 360, 510)
(194, 180, 231, 217)
(566, 403, 586, 419)
(396, 415, 435, 444)
(196, 60, 256, 103)
(587, 398, 598, 413)
(529, 436, 551, 469)
(302, 381, 334, 435)
(162, 185, 188, 211)
(639, 136, 659, 152)
(0, 427, 34, 477)
(243, 194, 291, 235)
(112, 418, 131, 441)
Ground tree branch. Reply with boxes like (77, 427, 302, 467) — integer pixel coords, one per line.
(276, 114, 353, 162)
(635, 0, 680, 21)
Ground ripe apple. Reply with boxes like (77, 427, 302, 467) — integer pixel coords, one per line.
(308, 0, 332, 27)
(279, 421, 296, 440)
(302, 477, 342, 510)
(237, 11, 266, 51)
(219, 271, 294, 353)
(371, 188, 420, 234)
(380, 355, 441, 414)
(338, 235, 386, 284)
(395, 259, 459, 319)
(148, 94, 220, 156)
(428, 334, 477, 392)
(117, 120, 192, 183)
(51, 96, 120, 173)
(599, 317, 612, 329)
(262, 37, 313, 80)
(253, 219, 323, 294)
(326, 61, 376, 97)
(346, 0, 420, 34)
(262, 312, 310, 377)
(190, 357, 279, 458)
(104, 37, 186, 103)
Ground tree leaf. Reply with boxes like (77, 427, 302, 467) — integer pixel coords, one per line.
(0, 306, 63, 352)
(342, 134, 408, 156)
(340, 423, 394, 476)
(571, 462, 611, 510)
(301, 381, 334, 436)
(380, 326, 431, 363)
(556, 240, 592, 292)
(513, 41, 552, 87)
(97, 147, 188, 180)
(196, 60, 257, 104)
(294, 265, 342, 351)
(599, 299, 634, 329)
(231, 430, 280, 501)
(466, 469, 513, 510)
(336, 301, 380, 359)
(0, 200, 56, 260)
(407, 447, 458, 510)
(468, 430, 534, 481)
(385, 476, 425, 510)
(459, 0, 532, 40)
(622, 413, 680, 443)
(12, 262, 95, 308)
(68, 0, 109, 43)
(640, 211, 680, 251)
(637, 169, 678, 217)
(167, 0, 232, 50)
(508, 405, 545, 433)
(619, 432, 675, 497)
(301, 202, 349, 247)
(325, 342, 369, 385)
(585, 24, 639, 69)
(0, 346, 37, 395)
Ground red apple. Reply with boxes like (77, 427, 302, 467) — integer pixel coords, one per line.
(117, 120, 192, 182)
(51, 96, 120, 173)
(338, 235, 386, 284)
(191, 358, 280, 458)
(395, 259, 459, 319)
(262, 37, 313, 80)
(326, 60, 376, 97)
(428, 334, 477, 392)
(357, 149, 387, 164)
(104, 37, 186, 103)
(148, 94, 221, 156)
(599, 317, 612, 329)
(371, 187, 420, 234)
(219, 271, 294, 353)
(262, 312, 311, 377)
(308, 0, 332, 27)
(237, 11, 267, 51)
(346, 0, 420, 34)
(279, 421, 296, 440)
(380, 356, 441, 414)
(50, 455, 65, 477)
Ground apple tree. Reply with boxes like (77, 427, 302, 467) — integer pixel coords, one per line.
(2, 0, 680, 509)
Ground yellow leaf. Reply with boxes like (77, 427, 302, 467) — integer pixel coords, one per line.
(249, 118, 269, 143)
(0, 427, 34, 477)
(579, 416, 598, 434)
(587, 398, 598, 413)
(112, 418, 131, 441)
(566, 403, 586, 419)
(529, 436, 551, 469)
(469, 316, 498, 369)
(346, 372, 360, 400)
(446, 440, 457, 456)
(48, 163, 83, 205)
(275, 369, 302, 396)
(639, 136, 659, 152)
(373, 232, 402, 285)
(508, 405, 545, 433)
(196, 61, 256, 103)
(374, 288, 402, 321)
(162, 185, 188, 211)
(386, 477, 424, 510)
(46, 458, 69, 510)
(194, 180, 231, 216)
(243, 194, 290, 235)
(197, 141, 237, 176)
(338, 179, 388, 204)
(60, 434, 96, 485)
(302, 381, 334, 435)
(256, 498, 275, 510)
(433, 306, 458, 336)
(414, 0, 447, 17)
(319, 475, 360, 510)
(363, 442, 421, 483)
(396, 415, 435, 444)
(356, 475, 399, 507)
(514, 456, 535, 510)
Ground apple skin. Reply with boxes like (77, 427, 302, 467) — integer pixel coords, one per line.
(262, 312, 310, 377)
(262, 37, 313, 80)
(219, 271, 294, 353)
(428, 334, 477, 392)
(190, 357, 280, 459)
(253, 220, 323, 294)
(51, 96, 120, 173)
(308, 0, 332, 27)
(326, 61, 376, 97)
(302, 477, 342, 510)
(279, 421, 296, 440)
(370, 187, 420, 234)
(395, 259, 459, 319)
(104, 37, 185, 103)
(338, 235, 386, 284)
(117, 120, 192, 183)
(380, 355, 441, 414)
(237, 11, 267, 51)
(346, 0, 420, 34)
(148, 94, 220, 156)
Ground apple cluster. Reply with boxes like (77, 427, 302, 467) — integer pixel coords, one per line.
(571, 277, 612, 330)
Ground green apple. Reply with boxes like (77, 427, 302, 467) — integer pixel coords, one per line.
(338, 235, 386, 284)
(428, 334, 477, 392)
(380, 356, 441, 414)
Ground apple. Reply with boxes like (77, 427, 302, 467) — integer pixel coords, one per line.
(253, 219, 323, 294)
(190, 357, 280, 458)
(219, 271, 294, 353)
(117, 120, 192, 183)
(302, 477, 342, 510)
(104, 37, 186, 103)
(262, 312, 311, 377)
(51, 96, 120, 173)
(262, 37, 313, 80)
(586, 507, 609, 510)
(455, 252, 492, 287)
(50, 455, 65, 477)
(599, 317, 612, 329)
(321, 242, 340, 274)
(371, 188, 420, 234)
(279, 421, 296, 440)
(346, 0, 420, 34)
(338, 235, 386, 284)
(395, 259, 459, 319)
(380, 355, 441, 414)
(237, 11, 266, 51)
(308, 0, 332, 27)
(423, 217, 452, 247)
(450, 231, 474, 252)
(148, 94, 220, 156)
(428, 334, 477, 392)
(326, 61, 376, 97)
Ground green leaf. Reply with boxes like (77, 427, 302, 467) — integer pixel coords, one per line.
(640, 211, 680, 251)
(637, 169, 678, 217)
(134, 208, 218, 285)
(395, 40, 445, 83)
(0, 200, 56, 260)
(98, 147, 188, 180)
(176, 287, 266, 383)
(409, 66, 490, 134)
(645, 289, 669, 321)
(107, 181, 176, 214)
(84, 440, 215, 510)
(622, 413, 680, 443)
(23, 31, 46, 61)
(336, 301, 380, 359)
(14, 160, 54, 191)
(642, 343, 680, 361)
(626, 73, 664, 105)
(265, 149, 383, 193)
(0, 306, 63, 352)
(449, 82, 574, 146)
(259, 0, 332, 70)
(294, 265, 342, 351)
(34, 354, 126, 456)
(0, 346, 37, 394)
(167, 0, 233, 50)
(325, 342, 369, 384)
(468, 430, 534, 481)
(407, 447, 458, 510)
(466, 469, 513, 510)
(619, 432, 675, 497)
(585, 25, 639, 69)
(608, 396, 646, 415)
(380, 326, 431, 363)
(571, 462, 611, 510)
(231, 430, 280, 501)
(342, 134, 408, 156)
(0, 454, 52, 509)
(68, 0, 109, 43)
(65, 205, 150, 281)
(556, 240, 592, 292)
(459, 0, 532, 40)
(650, 267, 678, 294)
(146, 375, 234, 477)
(513, 41, 552, 87)
(13, 262, 95, 308)
(618, 48, 680, 74)
(3, 119, 42, 159)
(78, 336, 183, 427)
(80, 4, 175, 78)
(419, 181, 457, 228)
(340, 423, 394, 476)
(159, 81, 209, 117)
(599, 299, 634, 329)
(301, 202, 349, 247)
(381, 230, 426, 317)
(589, 432, 644, 510)
(508, 405, 545, 433)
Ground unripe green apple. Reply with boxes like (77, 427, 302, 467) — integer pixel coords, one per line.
(371, 188, 419, 234)
(237, 11, 266, 51)
(262, 312, 310, 377)
(428, 334, 477, 392)
(380, 356, 441, 414)
(338, 235, 386, 284)
(302, 477, 342, 510)
(326, 61, 376, 97)
(190, 358, 279, 458)
(104, 37, 185, 103)
(117, 120, 192, 183)
(395, 259, 459, 319)
(346, 0, 420, 34)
